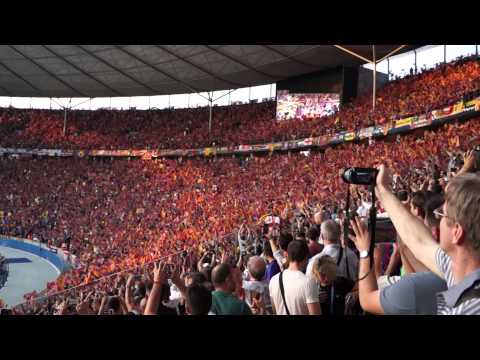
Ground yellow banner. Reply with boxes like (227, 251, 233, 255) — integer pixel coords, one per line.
(465, 97, 480, 108)
(452, 102, 464, 114)
(344, 132, 356, 141)
(395, 117, 413, 128)
(203, 147, 216, 156)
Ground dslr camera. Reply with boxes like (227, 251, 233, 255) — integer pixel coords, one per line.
(342, 167, 379, 186)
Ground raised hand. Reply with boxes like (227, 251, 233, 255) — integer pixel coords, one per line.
(171, 264, 182, 287)
(459, 150, 477, 173)
(251, 294, 265, 315)
(348, 217, 371, 252)
(221, 250, 229, 264)
(153, 261, 167, 284)
(76, 300, 92, 315)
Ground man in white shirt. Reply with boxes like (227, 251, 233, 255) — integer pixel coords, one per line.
(269, 240, 321, 315)
(306, 220, 359, 282)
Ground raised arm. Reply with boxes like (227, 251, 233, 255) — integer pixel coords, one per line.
(98, 295, 108, 315)
(197, 253, 207, 272)
(349, 217, 384, 315)
(171, 265, 187, 300)
(397, 235, 429, 274)
(375, 165, 441, 277)
(144, 262, 166, 315)
(125, 274, 136, 312)
(457, 150, 477, 176)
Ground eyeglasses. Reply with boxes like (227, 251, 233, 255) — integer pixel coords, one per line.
(433, 206, 450, 220)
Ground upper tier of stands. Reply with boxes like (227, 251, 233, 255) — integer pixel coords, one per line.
(1, 55, 479, 151)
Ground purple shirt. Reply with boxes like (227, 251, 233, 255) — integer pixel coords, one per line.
(266, 259, 281, 282)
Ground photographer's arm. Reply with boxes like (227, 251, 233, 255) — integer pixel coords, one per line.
(349, 218, 384, 315)
(376, 165, 441, 277)
(402, 243, 430, 273)
(397, 236, 416, 274)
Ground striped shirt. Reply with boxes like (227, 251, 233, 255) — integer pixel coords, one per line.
(436, 248, 480, 315)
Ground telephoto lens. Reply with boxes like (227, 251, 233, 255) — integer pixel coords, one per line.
(342, 167, 379, 186)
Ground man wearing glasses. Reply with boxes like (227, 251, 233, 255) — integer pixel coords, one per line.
(347, 194, 447, 315)
(372, 165, 480, 315)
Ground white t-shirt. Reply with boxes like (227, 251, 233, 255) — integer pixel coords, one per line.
(269, 269, 319, 315)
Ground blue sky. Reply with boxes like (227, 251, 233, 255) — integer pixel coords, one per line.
(0, 45, 477, 111)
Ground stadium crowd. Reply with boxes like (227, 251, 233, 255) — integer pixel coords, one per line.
(1, 53, 480, 315)
(1, 114, 479, 314)
(0, 55, 479, 150)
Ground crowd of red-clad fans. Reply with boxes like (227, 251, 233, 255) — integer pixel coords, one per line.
(0, 54, 480, 315)
(1, 55, 479, 151)
(0, 116, 479, 315)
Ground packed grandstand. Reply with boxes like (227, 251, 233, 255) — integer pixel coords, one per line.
(1, 46, 480, 315)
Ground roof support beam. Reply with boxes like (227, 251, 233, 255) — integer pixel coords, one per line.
(377, 45, 407, 64)
(155, 45, 245, 88)
(113, 45, 210, 102)
(0, 60, 42, 95)
(333, 45, 373, 63)
(76, 45, 160, 95)
(334, 45, 408, 65)
(41, 45, 125, 97)
(204, 45, 278, 80)
(8, 45, 88, 98)
(212, 88, 237, 103)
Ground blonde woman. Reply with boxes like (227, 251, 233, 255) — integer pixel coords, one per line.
(311, 255, 355, 316)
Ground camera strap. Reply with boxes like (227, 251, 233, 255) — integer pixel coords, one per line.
(340, 186, 351, 279)
(279, 271, 291, 315)
(368, 183, 376, 271)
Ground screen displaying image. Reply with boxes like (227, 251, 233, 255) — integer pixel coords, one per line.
(276, 90, 340, 121)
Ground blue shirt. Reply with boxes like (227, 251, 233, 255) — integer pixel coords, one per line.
(266, 259, 280, 281)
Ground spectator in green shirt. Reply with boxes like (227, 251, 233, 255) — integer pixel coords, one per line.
(210, 263, 252, 315)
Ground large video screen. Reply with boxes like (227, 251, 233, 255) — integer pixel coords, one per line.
(276, 90, 340, 121)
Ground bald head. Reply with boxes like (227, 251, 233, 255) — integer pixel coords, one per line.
(247, 256, 266, 281)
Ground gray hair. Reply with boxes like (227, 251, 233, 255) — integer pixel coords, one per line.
(247, 256, 266, 281)
(320, 220, 341, 243)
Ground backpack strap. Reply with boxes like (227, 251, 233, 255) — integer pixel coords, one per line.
(279, 271, 291, 315)
(336, 246, 351, 280)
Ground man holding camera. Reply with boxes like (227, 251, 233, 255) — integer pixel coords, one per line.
(372, 164, 480, 314)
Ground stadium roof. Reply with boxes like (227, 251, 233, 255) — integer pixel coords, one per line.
(0, 45, 420, 98)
